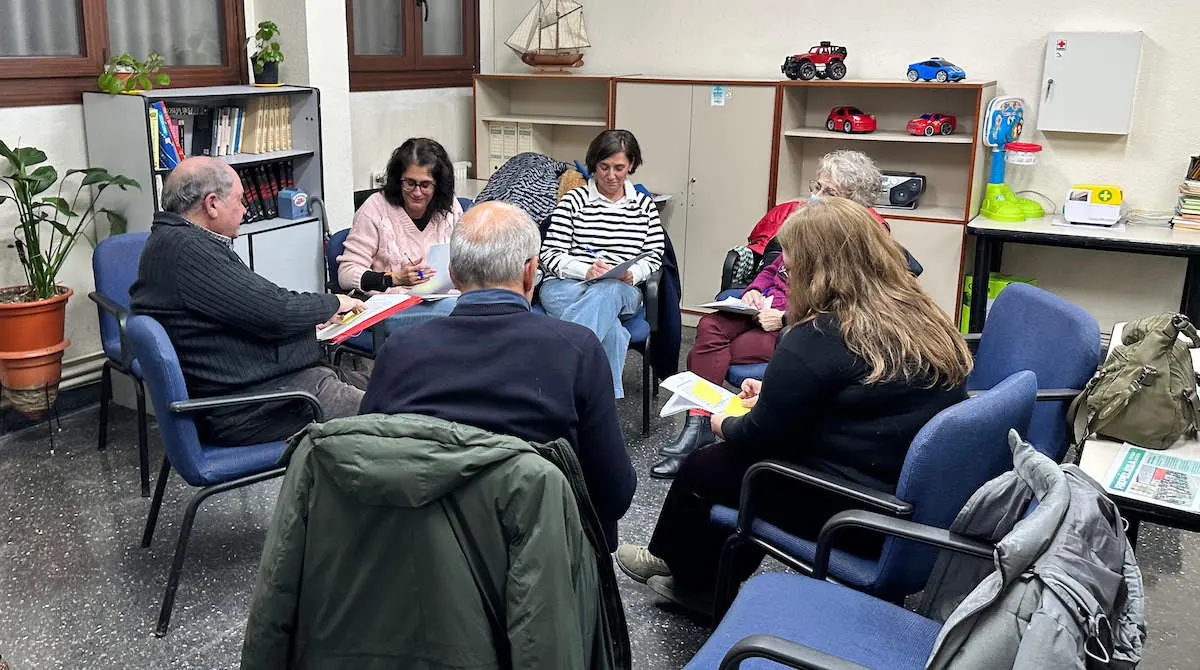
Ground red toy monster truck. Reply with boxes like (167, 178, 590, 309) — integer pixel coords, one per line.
(781, 41, 848, 81)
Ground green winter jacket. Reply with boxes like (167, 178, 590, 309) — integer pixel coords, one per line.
(240, 413, 630, 669)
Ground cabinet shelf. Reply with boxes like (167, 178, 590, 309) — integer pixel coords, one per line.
(783, 128, 973, 145)
(240, 215, 319, 236)
(479, 113, 607, 127)
(154, 148, 315, 174)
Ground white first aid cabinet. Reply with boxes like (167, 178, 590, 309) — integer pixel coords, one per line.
(1037, 31, 1144, 135)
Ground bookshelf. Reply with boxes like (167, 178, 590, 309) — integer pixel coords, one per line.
(81, 85, 326, 294)
(473, 74, 614, 178)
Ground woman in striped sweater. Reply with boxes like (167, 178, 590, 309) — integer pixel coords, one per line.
(539, 130, 665, 399)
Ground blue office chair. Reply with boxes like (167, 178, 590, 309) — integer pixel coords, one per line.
(324, 227, 379, 364)
(126, 314, 323, 636)
(710, 371, 1036, 617)
(686, 509, 997, 670)
(89, 232, 152, 497)
(966, 283, 1100, 463)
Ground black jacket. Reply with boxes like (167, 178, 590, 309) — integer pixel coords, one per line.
(129, 212, 339, 396)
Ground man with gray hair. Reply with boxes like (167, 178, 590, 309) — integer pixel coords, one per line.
(131, 156, 366, 446)
(360, 201, 636, 549)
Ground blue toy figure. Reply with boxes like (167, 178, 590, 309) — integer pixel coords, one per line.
(979, 96, 1044, 222)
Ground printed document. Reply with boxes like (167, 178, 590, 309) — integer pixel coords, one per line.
(317, 294, 414, 342)
(658, 371, 752, 418)
(409, 243, 454, 296)
(586, 250, 656, 283)
(1103, 443, 1200, 513)
(698, 296, 760, 315)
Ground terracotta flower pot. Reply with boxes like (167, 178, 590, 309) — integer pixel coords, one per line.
(0, 286, 73, 419)
(0, 340, 70, 418)
(0, 286, 72, 353)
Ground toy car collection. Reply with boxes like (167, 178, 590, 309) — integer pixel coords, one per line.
(906, 57, 966, 82)
(826, 106, 876, 133)
(906, 113, 957, 136)
(782, 41, 848, 80)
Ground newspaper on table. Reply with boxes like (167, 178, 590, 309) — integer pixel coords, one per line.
(658, 371, 752, 418)
(1102, 443, 1200, 513)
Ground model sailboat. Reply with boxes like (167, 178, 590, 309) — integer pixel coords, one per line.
(505, 0, 590, 71)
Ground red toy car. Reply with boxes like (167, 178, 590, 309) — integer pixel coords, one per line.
(781, 41, 848, 81)
(826, 106, 876, 133)
(906, 113, 957, 136)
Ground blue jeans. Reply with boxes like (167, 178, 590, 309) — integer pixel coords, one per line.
(384, 296, 458, 333)
(539, 278, 642, 399)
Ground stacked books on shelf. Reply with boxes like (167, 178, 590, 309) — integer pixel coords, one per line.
(485, 121, 550, 177)
(1173, 179, 1200, 232)
(237, 159, 297, 224)
(147, 97, 295, 171)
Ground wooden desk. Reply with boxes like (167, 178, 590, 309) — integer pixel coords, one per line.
(1076, 323, 1200, 543)
(965, 215, 1200, 332)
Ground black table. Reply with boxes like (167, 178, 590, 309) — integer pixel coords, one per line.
(966, 216, 1200, 333)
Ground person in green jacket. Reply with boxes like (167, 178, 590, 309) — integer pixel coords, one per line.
(240, 414, 630, 669)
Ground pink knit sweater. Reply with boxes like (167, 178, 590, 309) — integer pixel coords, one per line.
(336, 192, 463, 294)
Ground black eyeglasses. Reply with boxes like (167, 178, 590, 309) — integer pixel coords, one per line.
(401, 179, 436, 192)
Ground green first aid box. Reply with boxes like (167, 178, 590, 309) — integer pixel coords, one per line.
(960, 273, 1037, 333)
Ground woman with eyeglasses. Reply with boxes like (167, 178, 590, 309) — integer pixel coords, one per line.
(337, 137, 464, 327)
(651, 150, 893, 478)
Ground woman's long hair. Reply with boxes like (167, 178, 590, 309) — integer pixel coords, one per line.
(382, 137, 455, 216)
(778, 197, 972, 388)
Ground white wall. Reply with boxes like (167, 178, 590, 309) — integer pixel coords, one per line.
(493, 0, 1200, 329)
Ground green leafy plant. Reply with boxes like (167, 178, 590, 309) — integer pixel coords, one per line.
(0, 140, 139, 302)
(250, 20, 284, 74)
(97, 52, 170, 95)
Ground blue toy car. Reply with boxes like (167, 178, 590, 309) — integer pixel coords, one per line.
(906, 57, 965, 83)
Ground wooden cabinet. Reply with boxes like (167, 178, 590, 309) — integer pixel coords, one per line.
(614, 79, 777, 308)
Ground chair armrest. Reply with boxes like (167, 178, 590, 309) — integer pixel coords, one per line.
(721, 249, 740, 293)
(89, 291, 134, 368)
(812, 509, 993, 580)
(720, 634, 870, 670)
(169, 390, 325, 422)
(736, 460, 913, 537)
(642, 269, 662, 331)
(1036, 388, 1082, 401)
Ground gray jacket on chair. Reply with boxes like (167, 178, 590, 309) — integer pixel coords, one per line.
(921, 431, 1146, 669)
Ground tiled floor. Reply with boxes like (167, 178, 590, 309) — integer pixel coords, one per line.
(1, 341, 1198, 669)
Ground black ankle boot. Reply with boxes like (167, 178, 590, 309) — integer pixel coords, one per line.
(650, 454, 685, 479)
(659, 413, 716, 457)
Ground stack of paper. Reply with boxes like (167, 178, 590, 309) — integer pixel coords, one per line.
(698, 296, 759, 315)
(317, 294, 419, 342)
(658, 371, 752, 418)
(1172, 181, 1200, 231)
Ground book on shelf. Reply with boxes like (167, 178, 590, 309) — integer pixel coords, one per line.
(484, 120, 548, 177)
(234, 159, 297, 223)
(149, 101, 180, 170)
(148, 107, 161, 168)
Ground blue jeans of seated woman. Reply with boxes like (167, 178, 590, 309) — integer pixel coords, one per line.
(539, 278, 642, 399)
(384, 296, 458, 333)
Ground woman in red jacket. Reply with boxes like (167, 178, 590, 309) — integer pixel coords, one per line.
(652, 150, 888, 479)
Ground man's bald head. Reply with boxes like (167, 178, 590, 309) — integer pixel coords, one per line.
(162, 156, 245, 238)
(449, 201, 541, 294)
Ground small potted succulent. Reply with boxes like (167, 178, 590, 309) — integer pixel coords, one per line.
(97, 52, 170, 95)
(249, 20, 285, 85)
(0, 140, 138, 417)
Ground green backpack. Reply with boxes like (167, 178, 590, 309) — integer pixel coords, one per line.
(1068, 313, 1200, 451)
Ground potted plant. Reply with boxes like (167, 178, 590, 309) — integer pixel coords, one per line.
(97, 52, 170, 95)
(249, 20, 284, 85)
(0, 140, 138, 417)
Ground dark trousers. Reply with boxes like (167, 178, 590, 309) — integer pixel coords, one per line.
(197, 365, 366, 446)
(647, 441, 883, 590)
(687, 312, 779, 386)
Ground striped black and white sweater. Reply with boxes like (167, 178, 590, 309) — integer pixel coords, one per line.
(540, 180, 665, 284)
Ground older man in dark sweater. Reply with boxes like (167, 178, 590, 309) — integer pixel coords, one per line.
(131, 156, 365, 446)
(360, 201, 636, 549)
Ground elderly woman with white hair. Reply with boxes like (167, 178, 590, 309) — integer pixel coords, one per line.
(651, 149, 911, 479)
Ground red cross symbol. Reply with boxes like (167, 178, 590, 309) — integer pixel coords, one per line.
(1057, 40, 1067, 48)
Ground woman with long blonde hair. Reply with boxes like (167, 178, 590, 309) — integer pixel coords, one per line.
(617, 197, 972, 613)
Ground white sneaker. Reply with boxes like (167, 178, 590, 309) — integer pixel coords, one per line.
(615, 544, 671, 583)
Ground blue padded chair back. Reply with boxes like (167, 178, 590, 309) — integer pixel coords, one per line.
(92, 232, 149, 360)
(874, 370, 1036, 598)
(967, 283, 1100, 461)
(326, 228, 350, 292)
(126, 315, 208, 486)
(457, 196, 474, 212)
